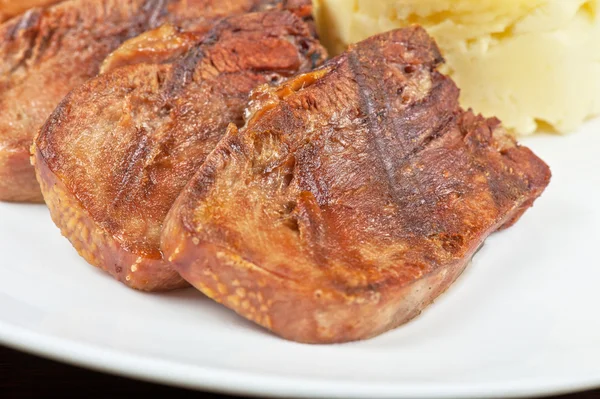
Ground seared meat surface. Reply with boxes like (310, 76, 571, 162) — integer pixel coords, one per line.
(0, 0, 288, 202)
(32, 9, 326, 291)
(0, 0, 61, 22)
(99, 24, 201, 74)
(162, 27, 551, 343)
(100, 0, 316, 74)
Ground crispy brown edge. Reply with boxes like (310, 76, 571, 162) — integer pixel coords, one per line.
(0, 147, 43, 202)
(162, 145, 537, 344)
(160, 33, 551, 341)
(32, 146, 188, 291)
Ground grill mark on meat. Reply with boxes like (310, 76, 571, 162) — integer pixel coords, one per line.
(5, 8, 40, 41)
(3, 0, 305, 203)
(161, 26, 551, 343)
(348, 50, 452, 216)
(348, 51, 407, 207)
(8, 42, 35, 75)
(6, 11, 42, 75)
(33, 6, 326, 290)
(34, 23, 59, 63)
(167, 46, 205, 92)
(111, 126, 151, 210)
(143, 0, 168, 28)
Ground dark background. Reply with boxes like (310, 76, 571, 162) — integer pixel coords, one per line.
(1, 345, 598, 398)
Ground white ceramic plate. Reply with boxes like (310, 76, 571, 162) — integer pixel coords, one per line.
(1, 120, 599, 399)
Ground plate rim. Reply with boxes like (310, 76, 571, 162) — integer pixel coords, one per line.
(1, 320, 598, 398)
(2, 122, 600, 398)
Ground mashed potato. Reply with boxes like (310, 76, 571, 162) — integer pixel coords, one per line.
(314, 0, 600, 135)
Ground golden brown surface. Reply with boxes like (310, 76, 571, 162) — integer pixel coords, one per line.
(162, 26, 551, 343)
(35, 152, 186, 291)
(0, 0, 286, 202)
(100, 0, 314, 74)
(33, 9, 326, 291)
(100, 24, 200, 74)
(0, 0, 61, 22)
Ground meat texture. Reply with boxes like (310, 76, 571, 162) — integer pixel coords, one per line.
(0, 0, 61, 22)
(100, 0, 316, 74)
(161, 26, 552, 343)
(0, 0, 291, 202)
(99, 23, 201, 74)
(32, 9, 326, 291)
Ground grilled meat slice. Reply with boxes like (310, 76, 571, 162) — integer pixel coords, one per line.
(0, 0, 289, 202)
(100, 0, 316, 74)
(161, 26, 551, 343)
(32, 9, 326, 291)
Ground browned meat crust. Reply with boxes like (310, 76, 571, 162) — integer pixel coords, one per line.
(100, 0, 317, 74)
(32, 9, 326, 291)
(99, 24, 201, 74)
(0, 0, 289, 202)
(161, 26, 551, 343)
(0, 0, 61, 22)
